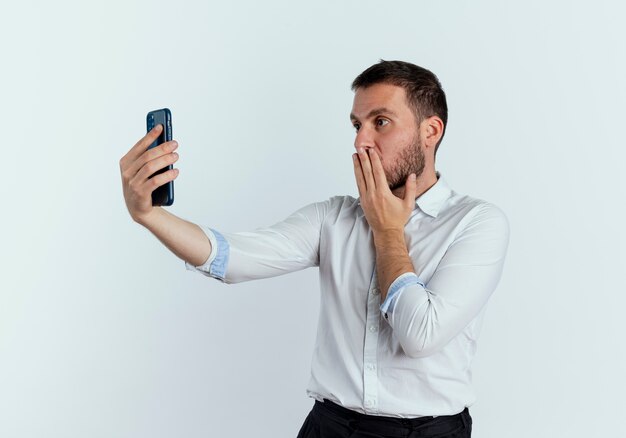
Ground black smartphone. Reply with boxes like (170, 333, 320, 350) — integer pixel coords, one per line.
(146, 108, 174, 206)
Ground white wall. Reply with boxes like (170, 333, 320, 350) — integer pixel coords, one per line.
(1, 1, 624, 437)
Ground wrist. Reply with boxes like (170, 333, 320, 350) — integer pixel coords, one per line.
(372, 228, 405, 245)
(134, 207, 162, 227)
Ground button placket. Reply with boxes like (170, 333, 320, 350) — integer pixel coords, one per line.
(362, 266, 381, 413)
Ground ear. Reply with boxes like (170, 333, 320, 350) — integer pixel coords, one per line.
(421, 116, 444, 152)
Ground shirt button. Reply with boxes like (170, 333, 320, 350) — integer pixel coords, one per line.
(372, 287, 380, 295)
(364, 399, 373, 407)
(366, 363, 376, 371)
(369, 325, 378, 333)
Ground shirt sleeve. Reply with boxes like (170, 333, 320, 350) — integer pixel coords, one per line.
(184, 226, 230, 280)
(380, 272, 424, 316)
(184, 198, 333, 284)
(383, 203, 511, 358)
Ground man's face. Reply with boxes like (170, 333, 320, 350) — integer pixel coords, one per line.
(350, 83, 425, 192)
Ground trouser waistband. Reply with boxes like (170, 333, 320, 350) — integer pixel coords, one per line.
(314, 399, 470, 437)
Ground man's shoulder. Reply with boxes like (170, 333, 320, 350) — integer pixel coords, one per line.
(301, 195, 360, 224)
(316, 194, 359, 208)
(443, 194, 510, 246)
(291, 195, 358, 222)
(444, 190, 508, 225)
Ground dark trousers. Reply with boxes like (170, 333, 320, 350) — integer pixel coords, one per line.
(297, 399, 472, 438)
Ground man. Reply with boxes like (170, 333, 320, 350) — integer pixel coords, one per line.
(120, 60, 510, 438)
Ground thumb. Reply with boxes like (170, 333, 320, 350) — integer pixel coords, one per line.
(404, 173, 417, 208)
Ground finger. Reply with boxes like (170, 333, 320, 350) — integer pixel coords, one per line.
(352, 153, 366, 198)
(368, 148, 390, 193)
(132, 151, 180, 186)
(126, 138, 178, 178)
(404, 173, 417, 210)
(124, 124, 164, 164)
(141, 167, 179, 193)
(357, 148, 376, 190)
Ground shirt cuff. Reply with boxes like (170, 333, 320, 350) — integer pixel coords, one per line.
(184, 226, 230, 282)
(380, 272, 425, 319)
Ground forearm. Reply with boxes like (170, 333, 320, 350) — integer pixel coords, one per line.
(372, 230, 416, 301)
(137, 207, 212, 267)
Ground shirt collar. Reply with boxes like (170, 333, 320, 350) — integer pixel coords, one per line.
(415, 171, 452, 218)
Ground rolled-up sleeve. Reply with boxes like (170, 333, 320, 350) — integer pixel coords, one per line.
(184, 198, 333, 284)
(380, 272, 425, 316)
(184, 227, 230, 281)
(384, 203, 511, 358)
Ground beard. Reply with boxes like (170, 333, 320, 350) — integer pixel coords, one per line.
(383, 131, 426, 192)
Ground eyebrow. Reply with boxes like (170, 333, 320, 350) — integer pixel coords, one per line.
(349, 107, 398, 123)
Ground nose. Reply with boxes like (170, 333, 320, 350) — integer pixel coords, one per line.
(354, 125, 375, 152)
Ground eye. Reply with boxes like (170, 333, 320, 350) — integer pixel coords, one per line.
(353, 123, 360, 132)
(376, 118, 389, 127)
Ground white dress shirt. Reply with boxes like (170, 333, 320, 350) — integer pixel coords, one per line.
(184, 171, 510, 418)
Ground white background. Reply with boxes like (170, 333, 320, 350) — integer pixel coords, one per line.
(1, 1, 625, 437)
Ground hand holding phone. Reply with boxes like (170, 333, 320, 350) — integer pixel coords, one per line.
(119, 108, 179, 224)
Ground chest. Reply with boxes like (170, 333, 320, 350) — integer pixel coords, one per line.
(319, 210, 459, 290)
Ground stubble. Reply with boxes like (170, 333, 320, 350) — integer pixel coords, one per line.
(384, 131, 426, 192)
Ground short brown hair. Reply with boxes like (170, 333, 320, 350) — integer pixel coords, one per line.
(351, 59, 448, 156)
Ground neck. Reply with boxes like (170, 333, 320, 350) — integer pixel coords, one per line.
(392, 167, 438, 200)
